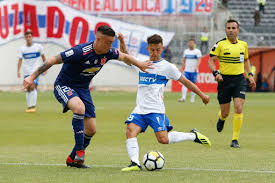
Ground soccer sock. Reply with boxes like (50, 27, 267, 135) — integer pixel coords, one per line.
(218, 110, 226, 121)
(232, 113, 243, 140)
(181, 85, 187, 99)
(126, 137, 140, 165)
(26, 92, 31, 108)
(168, 131, 196, 144)
(84, 134, 92, 149)
(70, 113, 84, 159)
(29, 89, 37, 107)
(191, 92, 196, 101)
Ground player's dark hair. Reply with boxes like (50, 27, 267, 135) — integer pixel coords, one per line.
(147, 34, 163, 45)
(226, 19, 240, 28)
(189, 38, 195, 42)
(24, 30, 33, 36)
(97, 25, 115, 37)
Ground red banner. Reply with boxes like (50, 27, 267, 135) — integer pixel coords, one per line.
(171, 54, 219, 93)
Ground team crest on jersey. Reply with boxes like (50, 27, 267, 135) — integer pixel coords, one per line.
(82, 44, 93, 55)
(67, 91, 73, 96)
(65, 49, 74, 57)
(94, 59, 98, 64)
(100, 57, 107, 65)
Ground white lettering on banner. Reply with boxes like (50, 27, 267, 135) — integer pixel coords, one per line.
(197, 73, 217, 84)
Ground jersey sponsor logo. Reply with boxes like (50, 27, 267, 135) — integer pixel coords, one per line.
(185, 54, 198, 59)
(65, 49, 74, 57)
(23, 52, 41, 59)
(139, 72, 168, 85)
(82, 44, 93, 55)
(81, 67, 100, 76)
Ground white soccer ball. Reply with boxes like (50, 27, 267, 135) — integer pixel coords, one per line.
(143, 151, 165, 171)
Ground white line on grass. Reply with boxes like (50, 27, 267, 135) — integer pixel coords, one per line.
(1, 163, 275, 174)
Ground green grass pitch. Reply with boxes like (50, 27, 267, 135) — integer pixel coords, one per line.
(0, 91, 275, 183)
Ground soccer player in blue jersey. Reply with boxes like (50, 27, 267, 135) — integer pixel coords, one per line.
(23, 26, 153, 168)
(118, 34, 211, 171)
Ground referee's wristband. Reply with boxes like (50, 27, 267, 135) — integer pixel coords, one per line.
(248, 72, 254, 77)
(212, 70, 220, 77)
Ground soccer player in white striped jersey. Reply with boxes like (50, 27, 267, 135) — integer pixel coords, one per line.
(179, 39, 202, 103)
(17, 30, 46, 112)
(119, 34, 211, 172)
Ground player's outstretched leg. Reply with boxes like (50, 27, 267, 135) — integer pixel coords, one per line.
(190, 128, 211, 146)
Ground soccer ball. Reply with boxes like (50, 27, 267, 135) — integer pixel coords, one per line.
(143, 151, 165, 171)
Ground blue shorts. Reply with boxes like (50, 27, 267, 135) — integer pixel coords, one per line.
(184, 72, 198, 83)
(53, 83, 95, 118)
(125, 113, 173, 133)
(24, 75, 39, 86)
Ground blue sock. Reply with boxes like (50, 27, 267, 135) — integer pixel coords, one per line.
(69, 113, 84, 159)
(84, 134, 93, 149)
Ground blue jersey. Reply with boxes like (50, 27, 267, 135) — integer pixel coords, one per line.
(55, 41, 119, 88)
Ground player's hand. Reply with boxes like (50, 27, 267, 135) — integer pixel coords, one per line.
(248, 75, 256, 90)
(17, 72, 21, 78)
(139, 60, 153, 73)
(117, 33, 125, 42)
(23, 76, 34, 90)
(215, 74, 223, 82)
(201, 94, 210, 104)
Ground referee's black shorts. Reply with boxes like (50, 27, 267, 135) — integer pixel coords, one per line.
(217, 74, 247, 104)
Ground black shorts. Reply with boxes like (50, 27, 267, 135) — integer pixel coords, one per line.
(217, 74, 247, 104)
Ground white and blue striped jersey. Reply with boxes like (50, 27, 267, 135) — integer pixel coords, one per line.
(132, 59, 181, 114)
(19, 43, 44, 75)
(183, 48, 201, 72)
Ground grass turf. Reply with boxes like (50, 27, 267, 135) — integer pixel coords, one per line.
(0, 91, 275, 183)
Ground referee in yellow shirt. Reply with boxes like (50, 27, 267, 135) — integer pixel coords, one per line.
(208, 19, 256, 148)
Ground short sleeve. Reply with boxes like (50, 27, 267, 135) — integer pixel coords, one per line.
(108, 48, 119, 60)
(210, 42, 221, 56)
(38, 44, 45, 55)
(60, 45, 85, 64)
(166, 63, 182, 80)
(244, 42, 248, 59)
(18, 47, 23, 59)
(197, 49, 202, 58)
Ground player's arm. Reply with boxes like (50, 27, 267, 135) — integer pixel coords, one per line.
(23, 55, 63, 89)
(17, 58, 22, 78)
(244, 58, 256, 89)
(180, 58, 186, 72)
(208, 55, 223, 82)
(195, 57, 201, 72)
(178, 75, 210, 104)
(117, 33, 129, 55)
(118, 52, 153, 73)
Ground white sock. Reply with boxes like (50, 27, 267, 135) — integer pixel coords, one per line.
(181, 85, 187, 99)
(191, 92, 196, 102)
(168, 131, 196, 144)
(26, 92, 31, 108)
(30, 89, 37, 107)
(126, 137, 140, 165)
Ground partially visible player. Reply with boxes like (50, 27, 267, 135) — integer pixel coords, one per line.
(179, 39, 202, 103)
(23, 26, 153, 168)
(17, 30, 46, 112)
(120, 34, 211, 172)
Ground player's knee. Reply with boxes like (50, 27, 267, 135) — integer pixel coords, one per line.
(126, 126, 137, 138)
(157, 136, 169, 144)
(235, 108, 243, 114)
(72, 101, 85, 114)
(86, 128, 96, 136)
(222, 112, 229, 119)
